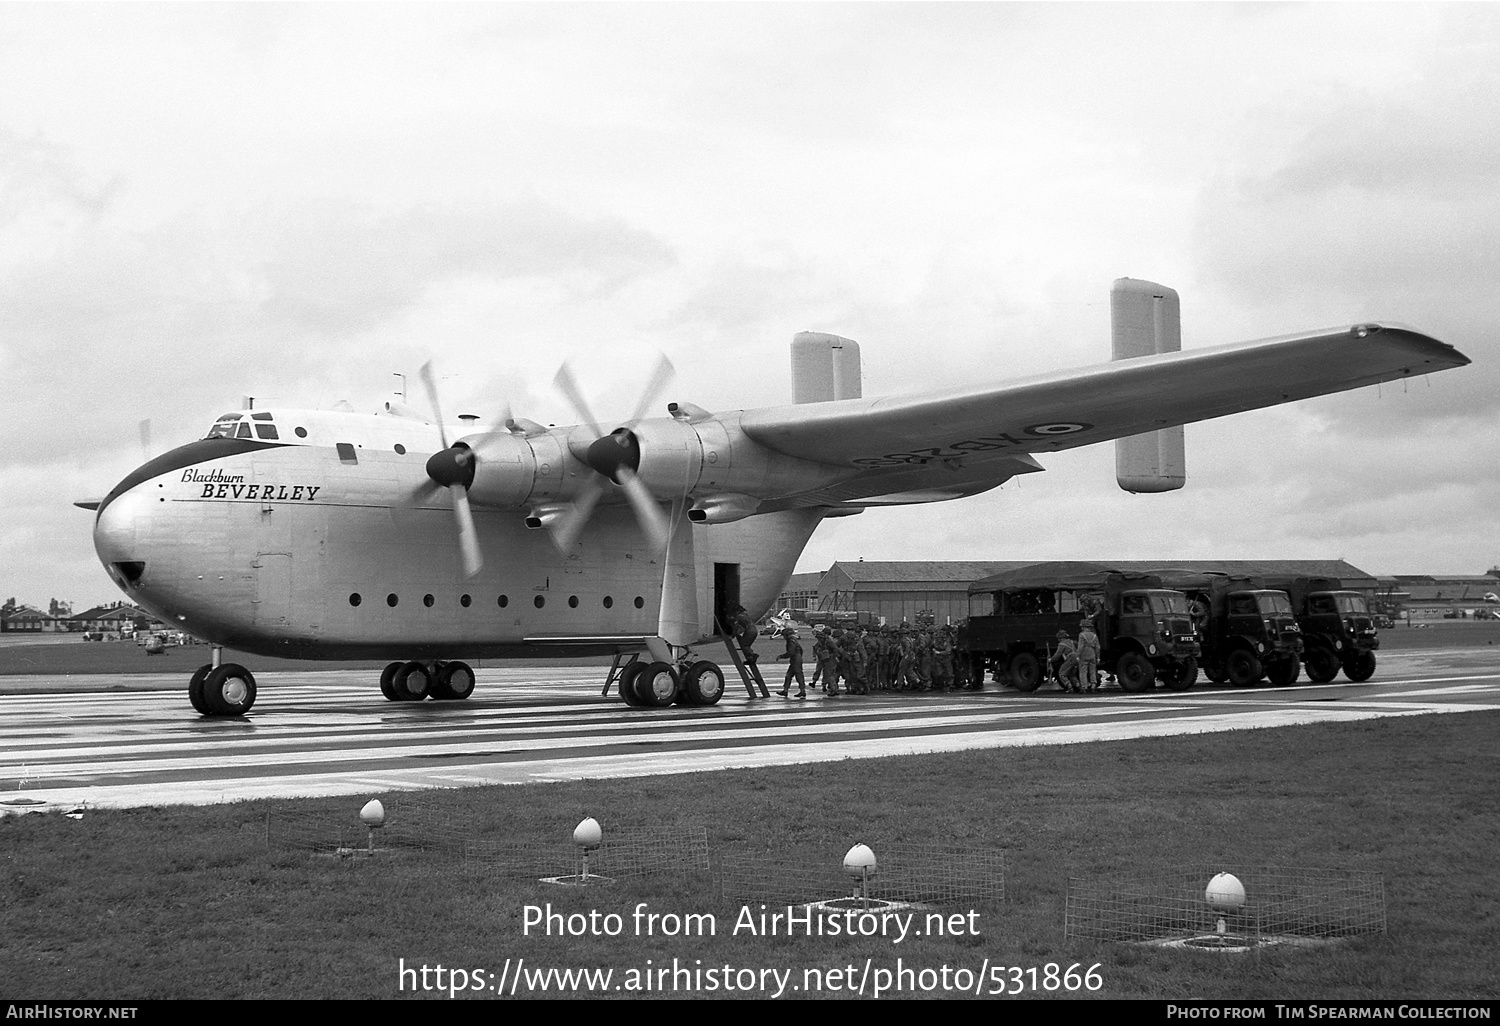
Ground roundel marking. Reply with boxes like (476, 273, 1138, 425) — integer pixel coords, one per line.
(1024, 422, 1092, 437)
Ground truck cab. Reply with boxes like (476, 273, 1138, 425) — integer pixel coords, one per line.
(1266, 577, 1379, 682)
(1166, 573, 1303, 687)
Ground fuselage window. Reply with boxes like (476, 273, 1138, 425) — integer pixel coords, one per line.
(295, 427, 308, 438)
(337, 442, 358, 464)
(603, 596, 613, 609)
(423, 594, 434, 607)
(255, 424, 279, 440)
(498, 595, 509, 608)
(387, 594, 399, 607)
(534, 595, 545, 608)
(568, 596, 579, 608)
(460, 594, 471, 608)
(634, 596, 645, 609)
(349, 593, 361, 607)
(394, 444, 406, 455)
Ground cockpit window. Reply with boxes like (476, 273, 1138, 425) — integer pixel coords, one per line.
(236, 422, 252, 439)
(205, 414, 242, 439)
(255, 423, 279, 439)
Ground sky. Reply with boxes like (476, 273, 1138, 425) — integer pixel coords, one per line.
(2, 3, 1497, 612)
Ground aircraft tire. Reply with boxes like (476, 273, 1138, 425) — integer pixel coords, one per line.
(1226, 649, 1262, 688)
(188, 663, 213, 714)
(1343, 651, 1377, 683)
(203, 663, 256, 716)
(1162, 657, 1197, 691)
(431, 661, 475, 700)
(1009, 652, 1041, 692)
(393, 661, 431, 701)
(1304, 647, 1340, 683)
(379, 662, 404, 701)
(1267, 655, 1300, 686)
(617, 662, 646, 706)
(1116, 652, 1154, 693)
(635, 661, 679, 707)
(681, 661, 726, 706)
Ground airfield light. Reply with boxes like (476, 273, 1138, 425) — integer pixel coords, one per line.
(574, 817, 603, 881)
(1206, 872, 1247, 936)
(360, 799, 386, 854)
(844, 843, 877, 909)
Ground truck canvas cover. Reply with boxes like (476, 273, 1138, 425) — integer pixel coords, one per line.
(967, 561, 1163, 595)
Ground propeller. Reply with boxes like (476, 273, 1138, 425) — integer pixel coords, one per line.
(550, 355, 675, 553)
(413, 362, 483, 578)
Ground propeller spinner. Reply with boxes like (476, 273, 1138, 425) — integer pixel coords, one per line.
(550, 356, 675, 553)
(413, 362, 484, 578)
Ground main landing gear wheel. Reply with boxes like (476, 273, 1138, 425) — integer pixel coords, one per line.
(188, 663, 213, 714)
(680, 660, 725, 706)
(1304, 647, 1340, 684)
(431, 661, 476, 700)
(392, 661, 431, 701)
(1226, 649, 1263, 688)
(379, 661, 404, 701)
(1343, 650, 1377, 683)
(617, 661, 646, 707)
(1009, 652, 1042, 692)
(1116, 652, 1155, 693)
(203, 663, 256, 716)
(634, 661, 679, 707)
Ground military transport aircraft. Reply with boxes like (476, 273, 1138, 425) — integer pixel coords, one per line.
(79, 279, 1469, 716)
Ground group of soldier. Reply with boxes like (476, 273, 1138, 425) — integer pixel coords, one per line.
(771, 623, 978, 699)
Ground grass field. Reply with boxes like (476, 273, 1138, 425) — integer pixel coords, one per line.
(2, 712, 1496, 1000)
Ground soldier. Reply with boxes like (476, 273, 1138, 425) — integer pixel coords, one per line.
(915, 630, 935, 690)
(729, 604, 759, 666)
(1050, 629, 1079, 692)
(815, 626, 842, 697)
(776, 626, 807, 699)
(1078, 620, 1101, 692)
(933, 627, 955, 690)
(835, 629, 859, 695)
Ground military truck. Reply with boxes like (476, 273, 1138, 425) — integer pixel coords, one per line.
(1156, 572, 1303, 686)
(1262, 576, 1379, 682)
(958, 562, 1201, 693)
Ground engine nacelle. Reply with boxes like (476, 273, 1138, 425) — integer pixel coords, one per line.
(687, 493, 761, 524)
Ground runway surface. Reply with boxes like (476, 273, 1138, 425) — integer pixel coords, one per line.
(2, 649, 1498, 812)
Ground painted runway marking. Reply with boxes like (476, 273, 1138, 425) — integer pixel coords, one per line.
(0, 666, 1497, 812)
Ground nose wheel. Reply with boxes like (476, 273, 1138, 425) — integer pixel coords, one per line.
(188, 662, 257, 716)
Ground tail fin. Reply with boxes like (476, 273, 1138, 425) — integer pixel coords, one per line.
(1112, 278, 1186, 493)
(791, 331, 862, 403)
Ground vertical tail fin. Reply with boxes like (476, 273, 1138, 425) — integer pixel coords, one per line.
(1112, 278, 1186, 493)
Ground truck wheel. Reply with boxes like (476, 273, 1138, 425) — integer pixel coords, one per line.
(1205, 664, 1228, 684)
(1162, 657, 1197, 691)
(1009, 653, 1041, 692)
(1343, 651, 1377, 683)
(1116, 652, 1154, 693)
(1226, 649, 1262, 687)
(1267, 656, 1300, 687)
(1304, 647, 1340, 683)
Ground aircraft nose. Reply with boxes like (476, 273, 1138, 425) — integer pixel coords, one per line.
(94, 483, 150, 587)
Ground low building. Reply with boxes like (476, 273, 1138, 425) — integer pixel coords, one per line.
(0, 606, 66, 633)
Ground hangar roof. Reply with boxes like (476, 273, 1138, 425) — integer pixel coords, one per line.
(823, 559, 1374, 587)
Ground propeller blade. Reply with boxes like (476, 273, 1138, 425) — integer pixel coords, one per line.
(625, 354, 675, 427)
(417, 362, 450, 449)
(617, 467, 670, 552)
(450, 486, 483, 578)
(138, 419, 152, 462)
(550, 474, 605, 552)
(553, 363, 604, 438)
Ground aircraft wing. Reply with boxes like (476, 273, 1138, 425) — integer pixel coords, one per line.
(740, 324, 1468, 476)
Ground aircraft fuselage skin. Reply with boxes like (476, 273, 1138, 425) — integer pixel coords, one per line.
(92, 410, 830, 661)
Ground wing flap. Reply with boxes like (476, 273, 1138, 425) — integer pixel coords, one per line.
(740, 324, 1468, 468)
